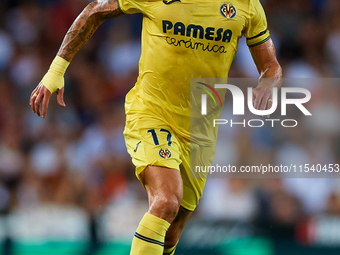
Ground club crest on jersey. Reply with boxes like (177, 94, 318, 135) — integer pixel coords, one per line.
(220, 2, 236, 19)
(159, 148, 171, 159)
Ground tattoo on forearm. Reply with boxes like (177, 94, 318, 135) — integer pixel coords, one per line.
(57, 0, 122, 62)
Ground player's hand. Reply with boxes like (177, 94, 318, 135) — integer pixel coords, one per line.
(30, 83, 66, 118)
(252, 85, 273, 118)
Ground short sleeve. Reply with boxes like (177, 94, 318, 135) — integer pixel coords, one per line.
(118, 0, 148, 14)
(243, 0, 270, 47)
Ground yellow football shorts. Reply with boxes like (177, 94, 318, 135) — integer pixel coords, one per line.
(124, 117, 215, 211)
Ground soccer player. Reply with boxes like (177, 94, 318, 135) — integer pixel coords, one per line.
(30, 0, 282, 254)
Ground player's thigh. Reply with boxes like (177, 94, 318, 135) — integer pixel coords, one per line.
(124, 117, 182, 182)
(179, 142, 215, 211)
(141, 165, 183, 210)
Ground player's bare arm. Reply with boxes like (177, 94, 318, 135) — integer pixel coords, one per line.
(30, 0, 122, 118)
(250, 39, 282, 117)
(58, 0, 122, 62)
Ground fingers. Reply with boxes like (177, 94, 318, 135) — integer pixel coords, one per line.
(34, 93, 44, 116)
(30, 89, 37, 107)
(30, 85, 40, 111)
(42, 89, 52, 118)
(57, 87, 66, 107)
(30, 83, 42, 114)
(30, 82, 53, 118)
(253, 87, 272, 118)
(253, 89, 262, 110)
(266, 99, 273, 118)
(259, 93, 270, 111)
(252, 90, 256, 108)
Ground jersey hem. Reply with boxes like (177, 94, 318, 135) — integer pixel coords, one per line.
(117, 0, 126, 14)
(180, 200, 196, 212)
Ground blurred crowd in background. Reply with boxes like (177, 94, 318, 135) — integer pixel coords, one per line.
(0, 0, 340, 249)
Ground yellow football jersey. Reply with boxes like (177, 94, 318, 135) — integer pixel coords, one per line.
(118, 0, 270, 142)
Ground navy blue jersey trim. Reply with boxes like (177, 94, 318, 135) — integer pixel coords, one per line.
(246, 29, 268, 41)
(248, 36, 270, 48)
